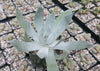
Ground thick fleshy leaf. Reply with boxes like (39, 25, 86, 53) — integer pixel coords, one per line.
(16, 8, 39, 42)
(37, 47, 49, 59)
(24, 32, 33, 42)
(55, 9, 72, 25)
(49, 40, 60, 47)
(46, 9, 73, 44)
(53, 41, 93, 51)
(46, 49, 59, 71)
(9, 40, 43, 52)
(43, 12, 55, 38)
(34, 7, 44, 33)
(38, 30, 45, 44)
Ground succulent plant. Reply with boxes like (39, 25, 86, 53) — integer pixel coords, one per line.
(63, 58, 76, 70)
(69, 2, 77, 8)
(78, 8, 90, 14)
(96, 24, 100, 35)
(84, 8, 90, 14)
(93, 0, 100, 3)
(78, 9, 83, 14)
(46, 0, 53, 5)
(70, 24, 80, 31)
(96, 24, 100, 31)
(81, 0, 89, 5)
(0, 24, 5, 32)
(95, 45, 100, 53)
(94, 7, 100, 15)
(10, 7, 93, 71)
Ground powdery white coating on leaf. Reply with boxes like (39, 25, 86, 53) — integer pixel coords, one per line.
(43, 12, 55, 39)
(37, 47, 49, 59)
(16, 8, 39, 42)
(46, 49, 59, 71)
(23, 32, 33, 42)
(0, 5, 3, 12)
(46, 9, 73, 44)
(34, 6, 44, 33)
(53, 41, 93, 51)
(12, 7, 93, 71)
(9, 40, 44, 52)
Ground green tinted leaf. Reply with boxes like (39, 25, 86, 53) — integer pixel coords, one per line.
(9, 40, 43, 52)
(47, 9, 73, 44)
(34, 7, 44, 33)
(24, 32, 33, 42)
(43, 12, 55, 38)
(53, 41, 93, 51)
(37, 47, 49, 59)
(46, 49, 59, 71)
(16, 8, 39, 42)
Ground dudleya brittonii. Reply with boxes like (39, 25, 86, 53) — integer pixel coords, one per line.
(10, 7, 93, 71)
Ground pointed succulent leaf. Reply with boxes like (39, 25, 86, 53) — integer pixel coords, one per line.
(9, 40, 43, 52)
(55, 9, 73, 25)
(49, 40, 60, 47)
(24, 32, 33, 42)
(47, 9, 73, 44)
(53, 41, 93, 51)
(34, 7, 44, 33)
(38, 30, 45, 44)
(46, 49, 59, 71)
(43, 12, 55, 38)
(16, 8, 39, 42)
(37, 47, 49, 59)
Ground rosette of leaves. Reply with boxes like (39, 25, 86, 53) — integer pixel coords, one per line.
(10, 7, 93, 71)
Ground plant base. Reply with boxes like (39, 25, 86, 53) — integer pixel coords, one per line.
(29, 52, 46, 69)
